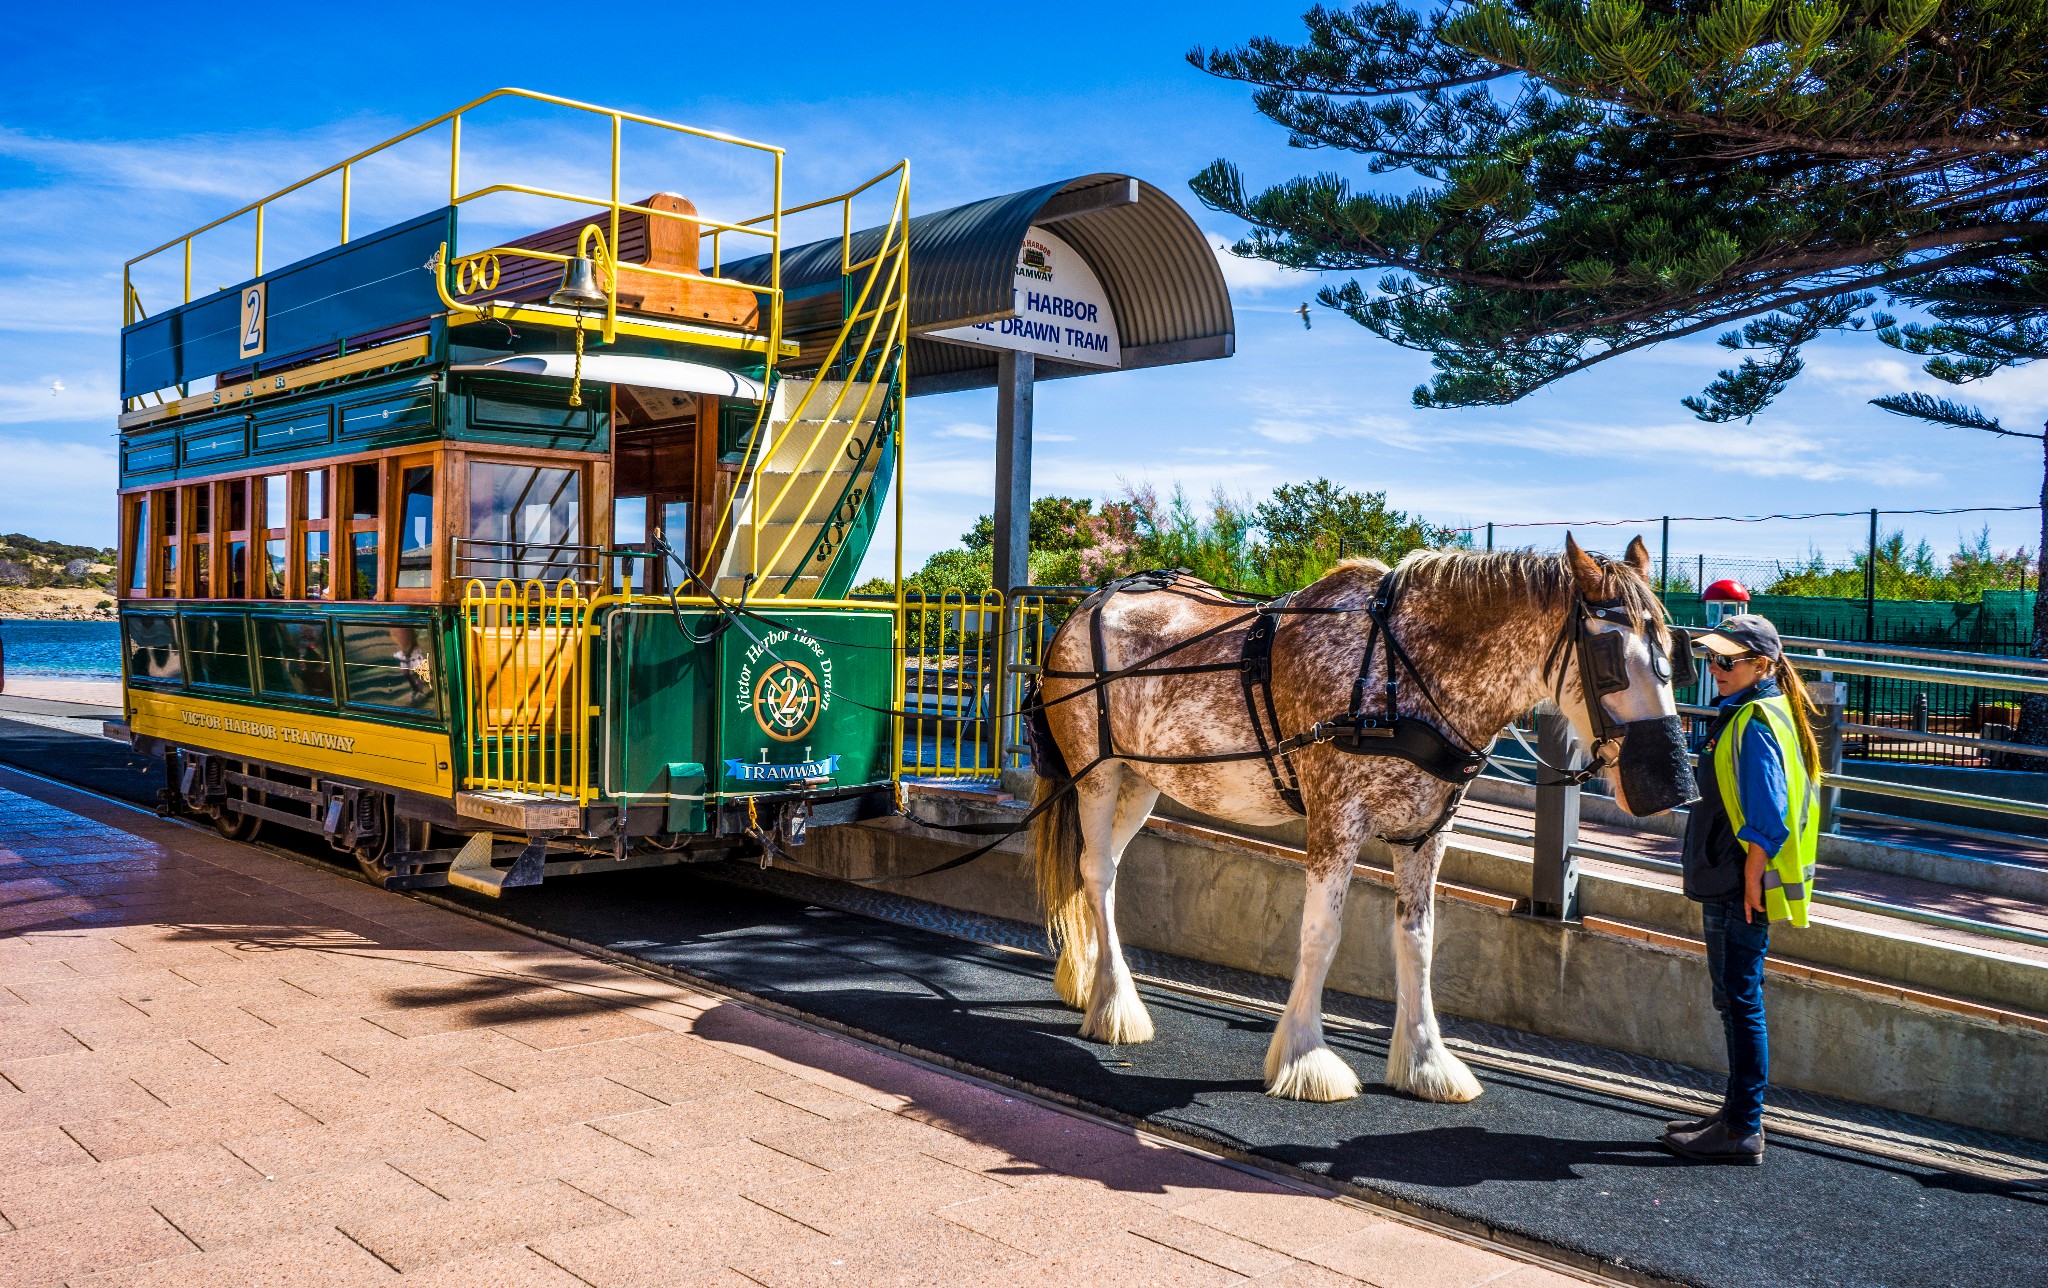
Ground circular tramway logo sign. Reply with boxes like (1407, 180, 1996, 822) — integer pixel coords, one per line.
(752, 658, 822, 742)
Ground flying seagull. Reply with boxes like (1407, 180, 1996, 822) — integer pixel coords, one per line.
(1294, 303, 1311, 330)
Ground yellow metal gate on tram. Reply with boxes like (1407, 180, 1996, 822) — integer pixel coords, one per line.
(895, 588, 1084, 780)
(461, 578, 595, 802)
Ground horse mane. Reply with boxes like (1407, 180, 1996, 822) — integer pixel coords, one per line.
(1395, 547, 1668, 631)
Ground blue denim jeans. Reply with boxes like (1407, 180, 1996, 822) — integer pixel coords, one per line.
(1702, 898, 1770, 1136)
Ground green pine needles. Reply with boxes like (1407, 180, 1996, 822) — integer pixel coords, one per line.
(1190, 1, 2048, 424)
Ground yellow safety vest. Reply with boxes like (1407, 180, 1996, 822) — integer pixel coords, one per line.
(1712, 695, 1819, 928)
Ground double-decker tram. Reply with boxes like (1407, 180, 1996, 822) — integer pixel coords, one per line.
(115, 91, 913, 894)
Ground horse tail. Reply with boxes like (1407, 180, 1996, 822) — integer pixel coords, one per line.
(1032, 771, 1091, 1004)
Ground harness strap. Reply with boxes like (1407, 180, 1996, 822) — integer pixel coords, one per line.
(1089, 593, 1116, 763)
(1239, 592, 1304, 814)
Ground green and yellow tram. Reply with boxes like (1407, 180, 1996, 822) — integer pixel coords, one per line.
(114, 91, 916, 893)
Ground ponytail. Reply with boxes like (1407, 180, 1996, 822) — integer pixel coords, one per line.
(1772, 657, 1823, 776)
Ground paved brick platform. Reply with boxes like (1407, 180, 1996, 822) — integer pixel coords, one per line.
(0, 771, 1586, 1288)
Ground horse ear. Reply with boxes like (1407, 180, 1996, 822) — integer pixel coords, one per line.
(1564, 533, 1610, 597)
(1623, 535, 1654, 580)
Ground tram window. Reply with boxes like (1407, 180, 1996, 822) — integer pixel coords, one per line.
(161, 490, 179, 596)
(343, 462, 382, 600)
(612, 496, 647, 590)
(189, 485, 212, 599)
(260, 474, 287, 598)
(396, 465, 434, 589)
(350, 532, 380, 598)
(659, 501, 690, 549)
(263, 540, 286, 598)
(224, 479, 249, 600)
(226, 541, 248, 599)
(467, 462, 581, 582)
(299, 469, 331, 599)
(338, 622, 435, 716)
(251, 617, 336, 705)
(125, 495, 150, 594)
(304, 531, 331, 599)
(184, 613, 251, 692)
(349, 464, 380, 520)
(123, 612, 182, 685)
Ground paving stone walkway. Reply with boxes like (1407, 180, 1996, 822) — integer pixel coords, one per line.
(0, 770, 1587, 1288)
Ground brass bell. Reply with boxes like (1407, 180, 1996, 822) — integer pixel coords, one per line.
(549, 256, 607, 309)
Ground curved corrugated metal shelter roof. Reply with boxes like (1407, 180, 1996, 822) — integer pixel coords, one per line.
(725, 174, 1233, 395)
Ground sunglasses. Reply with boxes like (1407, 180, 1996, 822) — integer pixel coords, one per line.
(1708, 653, 1765, 673)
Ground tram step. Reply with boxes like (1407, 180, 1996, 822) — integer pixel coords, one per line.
(455, 790, 581, 831)
(443, 830, 549, 897)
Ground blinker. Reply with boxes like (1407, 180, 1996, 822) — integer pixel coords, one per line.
(1667, 630, 1699, 688)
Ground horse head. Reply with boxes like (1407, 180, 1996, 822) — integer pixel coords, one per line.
(1553, 533, 1699, 817)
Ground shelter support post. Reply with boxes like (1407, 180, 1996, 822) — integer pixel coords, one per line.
(1530, 708, 1582, 920)
(993, 350, 1035, 595)
(1811, 679, 1848, 834)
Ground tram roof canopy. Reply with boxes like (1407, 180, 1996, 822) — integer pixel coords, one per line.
(726, 174, 1234, 396)
(451, 353, 766, 400)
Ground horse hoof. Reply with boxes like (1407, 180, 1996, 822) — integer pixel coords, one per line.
(1265, 1047, 1361, 1102)
(1079, 982, 1154, 1045)
(1390, 1048, 1484, 1103)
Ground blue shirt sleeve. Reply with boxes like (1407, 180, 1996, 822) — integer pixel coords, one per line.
(1734, 713, 1791, 859)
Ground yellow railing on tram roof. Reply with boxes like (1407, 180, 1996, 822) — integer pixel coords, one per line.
(120, 88, 790, 396)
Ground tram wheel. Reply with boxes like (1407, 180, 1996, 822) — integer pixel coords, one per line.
(353, 800, 405, 884)
(214, 771, 265, 843)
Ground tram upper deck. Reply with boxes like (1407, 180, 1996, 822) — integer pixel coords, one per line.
(111, 91, 913, 888)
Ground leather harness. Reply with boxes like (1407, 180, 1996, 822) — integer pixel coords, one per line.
(1037, 567, 1497, 847)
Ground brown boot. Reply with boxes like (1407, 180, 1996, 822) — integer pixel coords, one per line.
(1664, 1111, 1720, 1136)
(1661, 1120, 1764, 1165)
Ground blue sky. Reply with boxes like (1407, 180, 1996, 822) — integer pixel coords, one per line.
(3, 1, 2043, 579)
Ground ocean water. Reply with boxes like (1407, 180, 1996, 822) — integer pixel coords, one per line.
(0, 620, 122, 682)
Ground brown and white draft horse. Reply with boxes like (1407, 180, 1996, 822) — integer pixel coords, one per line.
(1031, 536, 1694, 1103)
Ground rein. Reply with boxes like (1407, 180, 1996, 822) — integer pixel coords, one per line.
(641, 550, 1633, 871)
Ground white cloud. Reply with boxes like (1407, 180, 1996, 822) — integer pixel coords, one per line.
(932, 422, 994, 440)
(1207, 232, 1306, 295)
(0, 434, 118, 543)
(0, 373, 118, 424)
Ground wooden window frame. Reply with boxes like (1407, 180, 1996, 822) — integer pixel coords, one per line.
(390, 450, 440, 604)
(460, 451, 601, 591)
(220, 476, 252, 600)
(120, 492, 152, 599)
(340, 459, 387, 601)
(257, 472, 289, 600)
(155, 486, 181, 598)
(297, 467, 334, 601)
(186, 482, 213, 600)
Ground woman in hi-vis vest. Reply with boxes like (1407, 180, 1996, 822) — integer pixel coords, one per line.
(1667, 613, 1821, 1165)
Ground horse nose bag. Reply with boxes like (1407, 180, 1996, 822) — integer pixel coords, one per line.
(1616, 715, 1698, 815)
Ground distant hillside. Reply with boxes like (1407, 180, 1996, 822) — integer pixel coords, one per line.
(0, 534, 116, 591)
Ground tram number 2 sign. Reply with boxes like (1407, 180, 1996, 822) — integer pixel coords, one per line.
(239, 282, 267, 360)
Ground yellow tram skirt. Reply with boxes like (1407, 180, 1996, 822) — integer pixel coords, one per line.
(128, 690, 455, 796)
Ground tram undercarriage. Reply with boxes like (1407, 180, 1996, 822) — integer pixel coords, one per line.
(148, 739, 897, 895)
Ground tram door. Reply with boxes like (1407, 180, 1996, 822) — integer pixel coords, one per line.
(611, 391, 701, 593)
